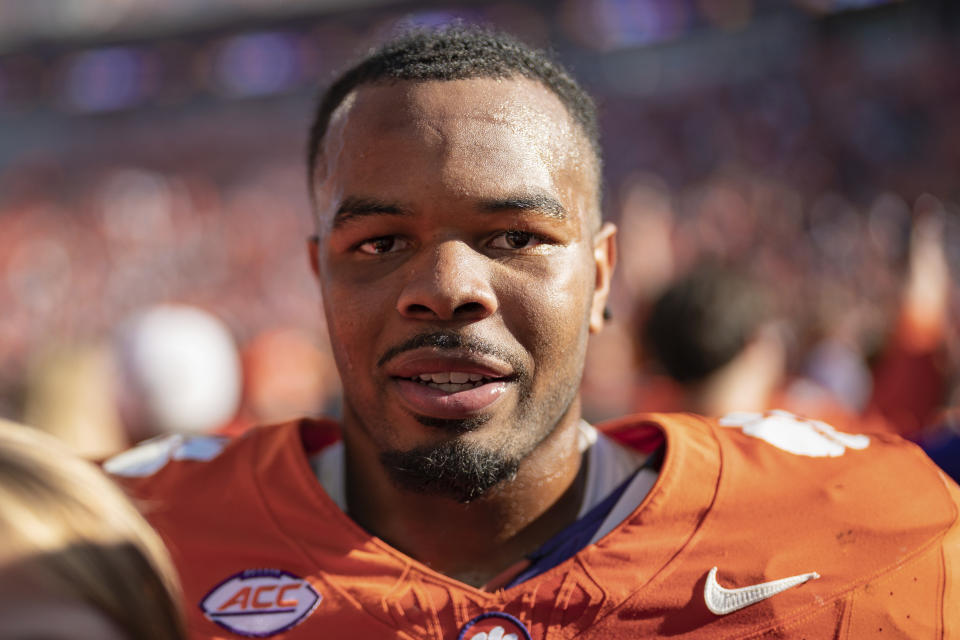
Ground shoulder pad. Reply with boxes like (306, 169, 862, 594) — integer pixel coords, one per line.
(104, 433, 229, 478)
(718, 410, 870, 457)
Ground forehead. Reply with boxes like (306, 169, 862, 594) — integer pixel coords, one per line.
(316, 77, 596, 214)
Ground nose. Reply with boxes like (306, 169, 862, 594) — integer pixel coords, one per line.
(396, 240, 498, 322)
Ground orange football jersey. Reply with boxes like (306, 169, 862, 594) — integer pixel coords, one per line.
(108, 412, 960, 639)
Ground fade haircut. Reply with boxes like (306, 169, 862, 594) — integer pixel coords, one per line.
(307, 25, 601, 191)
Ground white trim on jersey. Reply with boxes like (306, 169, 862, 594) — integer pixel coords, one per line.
(313, 440, 347, 511)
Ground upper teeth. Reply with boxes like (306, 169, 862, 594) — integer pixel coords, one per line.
(416, 372, 486, 384)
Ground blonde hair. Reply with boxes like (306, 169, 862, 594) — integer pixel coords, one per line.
(0, 419, 186, 640)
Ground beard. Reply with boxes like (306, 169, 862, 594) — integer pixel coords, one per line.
(366, 328, 587, 503)
(378, 381, 580, 504)
(379, 439, 521, 503)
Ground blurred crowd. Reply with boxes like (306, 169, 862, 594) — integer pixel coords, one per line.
(0, 0, 957, 460)
(583, 12, 960, 425)
(0, 4, 956, 638)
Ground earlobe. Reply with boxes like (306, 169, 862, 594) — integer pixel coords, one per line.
(589, 222, 617, 333)
(307, 235, 321, 278)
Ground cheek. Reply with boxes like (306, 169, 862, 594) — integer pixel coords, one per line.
(320, 276, 392, 376)
(499, 248, 595, 352)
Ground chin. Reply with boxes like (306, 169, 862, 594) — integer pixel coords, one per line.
(379, 437, 520, 503)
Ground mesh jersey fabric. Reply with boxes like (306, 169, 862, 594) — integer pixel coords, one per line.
(108, 412, 960, 639)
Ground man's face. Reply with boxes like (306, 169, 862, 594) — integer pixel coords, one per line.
(311, 77, 614, 501)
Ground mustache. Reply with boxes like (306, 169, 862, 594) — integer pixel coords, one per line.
(376, 330, 526, 376)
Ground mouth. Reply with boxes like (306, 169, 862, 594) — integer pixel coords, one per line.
(403, 371, 503, 392)
(384, 350, 517, 421)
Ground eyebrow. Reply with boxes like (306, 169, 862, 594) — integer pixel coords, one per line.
(331, 192, 566, 228)
(332, 197, 411, 228)
(480, 194, 566, 220)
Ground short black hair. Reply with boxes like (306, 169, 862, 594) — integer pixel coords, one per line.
(642, 265, 771, 384)
(306, 25, 600, 188)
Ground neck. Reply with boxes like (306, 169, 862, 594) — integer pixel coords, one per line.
(341, 408, 587, 588)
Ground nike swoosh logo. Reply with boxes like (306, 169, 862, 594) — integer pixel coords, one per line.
(704, 566, 820, 615)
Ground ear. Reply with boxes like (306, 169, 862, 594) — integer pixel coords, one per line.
(307, 235, 321, 279)
(589, 222, 617, 333)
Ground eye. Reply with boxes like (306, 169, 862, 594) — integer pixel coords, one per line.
(489, 230, 543, 250)
(357, 236, 408, 255)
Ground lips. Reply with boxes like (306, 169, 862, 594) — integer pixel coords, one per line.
(409, 371, 497, 392)
(384, 350, 515, 420)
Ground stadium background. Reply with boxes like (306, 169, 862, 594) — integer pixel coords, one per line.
(0, 0, 957, 439)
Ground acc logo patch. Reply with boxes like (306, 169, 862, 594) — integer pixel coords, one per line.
(458, 612, 532, 640)
(200, 569, 320, 637)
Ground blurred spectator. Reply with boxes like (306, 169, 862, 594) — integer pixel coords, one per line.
(113, 304, 242, 443)
(636, 263, 791, 417)
(17, 304, 343, 454)
(862, 206, 954, 437)
(22, 342, 127, 459)
(238, 327, 340, 430)
(633, 210, 954, 435)
(0, 419, 186, 640)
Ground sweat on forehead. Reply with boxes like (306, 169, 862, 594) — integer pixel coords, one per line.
(322, 78, 589, 173)
(306, 26, 602, 189)
(312, 77, 601, 231)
